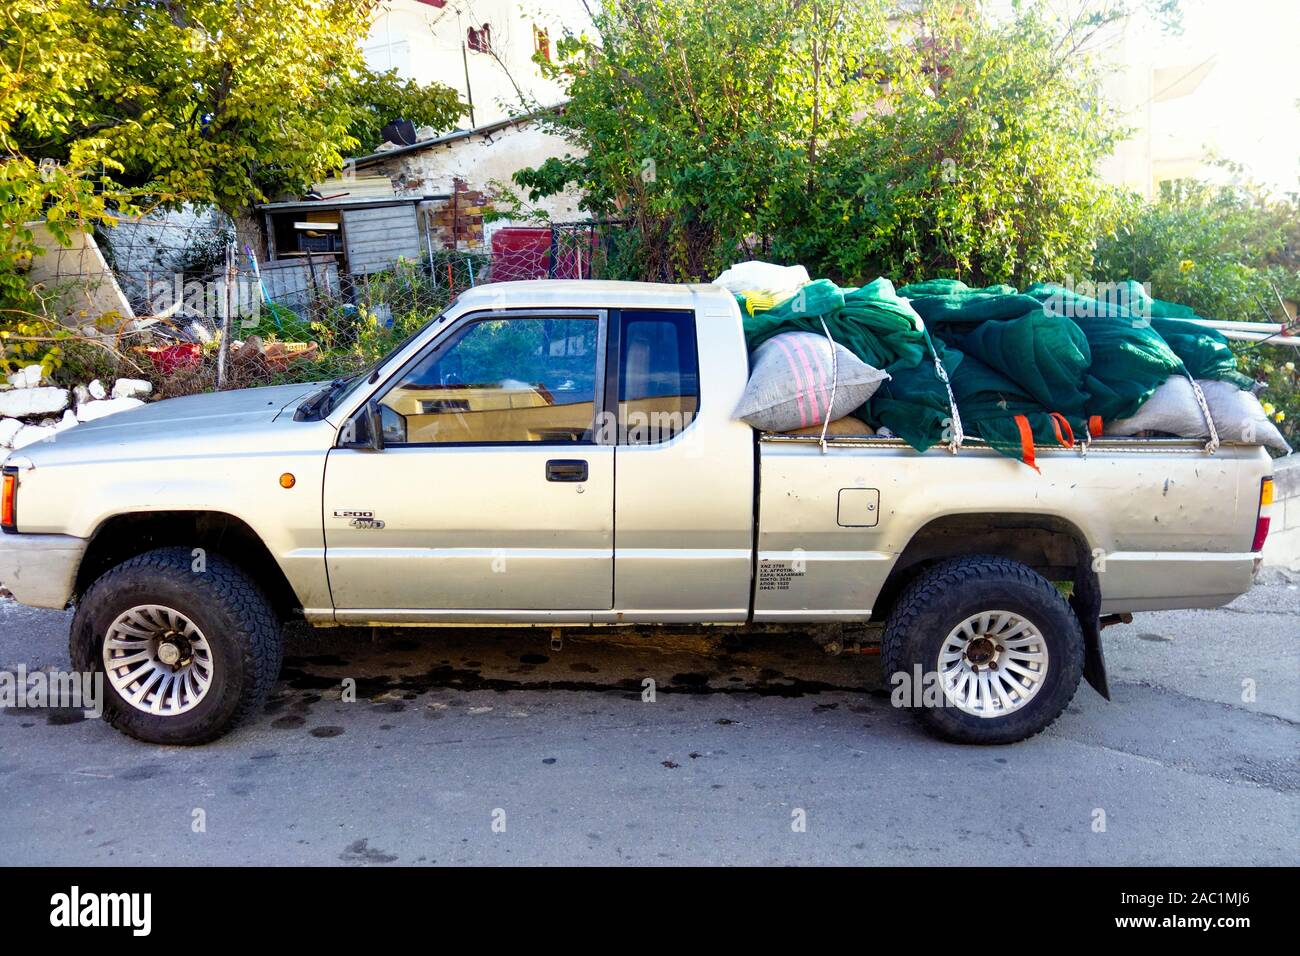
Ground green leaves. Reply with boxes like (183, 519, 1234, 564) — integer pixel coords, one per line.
(1094, 172, 1300, 446)
(343, 67, 466, 156)
(2, 0, 386, 218)
(509, 0, 892, 281)
(0, 0, 452, 372)
(519, 0, 1126, 287)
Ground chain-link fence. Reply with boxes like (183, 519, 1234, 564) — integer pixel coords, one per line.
(25, 211, 623, 399)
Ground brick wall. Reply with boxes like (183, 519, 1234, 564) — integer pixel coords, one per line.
(424, 179, 490, 250)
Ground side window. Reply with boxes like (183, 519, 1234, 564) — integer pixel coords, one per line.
(617, 310, 699, 444)
(378, 315, 599, 444)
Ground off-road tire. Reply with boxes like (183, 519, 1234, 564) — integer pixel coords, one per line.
(70, 547, 282, 745)
(881, 555, 1084, 744)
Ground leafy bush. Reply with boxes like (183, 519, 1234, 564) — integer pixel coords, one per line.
(514, 0, 1128, 287)
(1094, 174, 1300, 447)
(1094, 174, 1299, 323)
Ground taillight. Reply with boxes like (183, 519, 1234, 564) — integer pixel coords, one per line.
(0, 469, 16, 533)
(1251, 477, 1273, 552)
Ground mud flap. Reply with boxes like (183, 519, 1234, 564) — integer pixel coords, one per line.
(1078, 613, 1110, 699)
(1070, 548, 1110, 700)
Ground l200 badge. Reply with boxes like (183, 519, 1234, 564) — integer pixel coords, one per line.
(334, 510, 384, 529)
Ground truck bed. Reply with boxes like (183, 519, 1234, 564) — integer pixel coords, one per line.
(754, 433, 1273, 620)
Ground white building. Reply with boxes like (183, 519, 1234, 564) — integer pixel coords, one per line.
(983, 0, 1300, 199)
(364, 0, 592, 128)
(1093, 0, 1300, 198)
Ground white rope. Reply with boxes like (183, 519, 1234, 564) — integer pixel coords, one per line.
(1185, 372, 1219, 454)
(928, 338, 964, 453)
(817, 316, 839, 454)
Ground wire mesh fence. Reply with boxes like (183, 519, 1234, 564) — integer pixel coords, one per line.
(21, 211, 623, 400)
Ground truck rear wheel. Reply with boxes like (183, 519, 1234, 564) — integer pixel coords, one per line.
(70, 547, 282, 745)
(881, 555, 1084, 744)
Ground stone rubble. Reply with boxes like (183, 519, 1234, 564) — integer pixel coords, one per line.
(0, 386, 69, 419)
(0, 364, 154, 451)
(111, 378, 152, 400)
(6, 365, 43, 389)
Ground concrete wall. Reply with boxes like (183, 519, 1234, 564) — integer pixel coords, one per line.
(1261, 454, 1300, 573)
(24, 222, 135, 324)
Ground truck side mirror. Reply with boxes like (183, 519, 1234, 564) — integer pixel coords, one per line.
(340, 402, 386, 451)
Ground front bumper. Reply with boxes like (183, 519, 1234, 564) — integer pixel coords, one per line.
(0, 533, 87, 609)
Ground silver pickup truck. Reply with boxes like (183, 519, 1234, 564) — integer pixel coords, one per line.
(0, 281, 1276, 745)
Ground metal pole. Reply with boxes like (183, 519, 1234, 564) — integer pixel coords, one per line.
(305, 248, 321, 323)
(216, 242, 236, 389)
(461, 40, 475, 128)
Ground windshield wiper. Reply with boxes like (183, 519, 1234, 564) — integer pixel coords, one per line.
(294, 376, 352, 421)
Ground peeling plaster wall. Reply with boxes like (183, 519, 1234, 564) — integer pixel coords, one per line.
(360, 120, 587, 243)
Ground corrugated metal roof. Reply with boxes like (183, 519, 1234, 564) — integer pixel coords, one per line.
(255, 195, 449, 213)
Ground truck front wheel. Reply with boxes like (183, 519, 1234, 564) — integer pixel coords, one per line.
(70, 547, 282, 745)
(881, 555, 1084, 744)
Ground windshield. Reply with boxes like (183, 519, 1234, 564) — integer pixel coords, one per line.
(306, 300, 459, 419)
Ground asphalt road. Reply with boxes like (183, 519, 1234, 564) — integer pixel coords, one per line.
(1, 582, 1296, 866)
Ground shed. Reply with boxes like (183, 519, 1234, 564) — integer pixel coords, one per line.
(347, 106, 585, 247)
(339, 205, 421, 275)
(255, 194, 448, 278)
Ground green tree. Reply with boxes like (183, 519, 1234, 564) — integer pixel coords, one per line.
(512, 0, 1136, 286)
(4, 1, 467, 259)
(2, 0, 465, 373)
(78, 0, 378, 245)
(345, 67, 466, 155)
(1093, 171, 1300, 444)
(512, 0, 892, 282)
(1, 0, 129, 369)
(783, 1, 1127, 286)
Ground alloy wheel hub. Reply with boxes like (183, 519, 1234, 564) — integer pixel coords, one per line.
(102, 605, 214, 716)
(938, 611, 1049, 718)
(964, 636, 998, 666)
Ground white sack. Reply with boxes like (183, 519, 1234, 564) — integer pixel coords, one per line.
(1106, 376, 1209, 438)
(712, 261, 811, 301)
(735, 331, 888, 432)
(1199, 379, 1292, 453)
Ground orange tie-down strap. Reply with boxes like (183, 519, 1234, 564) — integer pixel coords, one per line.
(1013, 414, 1040, 473)
(1048, 412, 1075, 448)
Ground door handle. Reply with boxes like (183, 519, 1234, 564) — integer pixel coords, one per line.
(546, 459, 588, 482)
